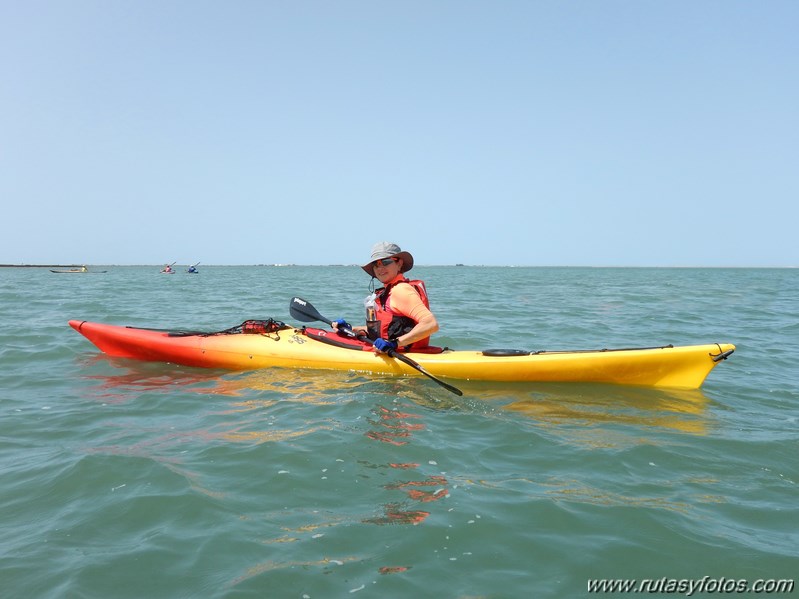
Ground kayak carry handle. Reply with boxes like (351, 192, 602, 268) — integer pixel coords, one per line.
(711, 347, 735, 362)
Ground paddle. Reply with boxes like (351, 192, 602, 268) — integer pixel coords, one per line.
(289, 297, 463, 396)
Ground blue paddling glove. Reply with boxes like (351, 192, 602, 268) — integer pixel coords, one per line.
(373, 338, 398, 353)
(333, 318, 351, 330)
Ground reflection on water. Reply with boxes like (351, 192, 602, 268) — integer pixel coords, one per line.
(451, 383, 722, 514)
(474, 474, 696, 514)
(210, 368, 369, 403)
(78, 355, 223, 403)
(76, 357, 714, 539)
(231, 398, 446, 582)
(79, 354, 375, 405)
(80, 352, 713, 444)
(542, 479, 692, 512)
(364, 404, 424, 446)
(385, 475, 449, 503)
(481, 382, 713, 439)
(233, 554, 360, 585)
(360, 402, 450, 527)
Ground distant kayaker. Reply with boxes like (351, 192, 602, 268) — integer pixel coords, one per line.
(162, 264, 173, 273)
(332, 242, 439, 353)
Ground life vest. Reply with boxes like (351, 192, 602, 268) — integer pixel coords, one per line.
(367, 278, 432, 350)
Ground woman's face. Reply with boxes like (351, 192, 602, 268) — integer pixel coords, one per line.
(373, 257, 402, 283)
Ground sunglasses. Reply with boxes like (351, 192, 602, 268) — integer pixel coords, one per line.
(372, 257, 399, 267)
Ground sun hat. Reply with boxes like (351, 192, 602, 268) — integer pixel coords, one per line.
(362, 242, 415, 277)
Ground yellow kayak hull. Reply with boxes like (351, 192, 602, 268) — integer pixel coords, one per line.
(69, 320, 734, 390)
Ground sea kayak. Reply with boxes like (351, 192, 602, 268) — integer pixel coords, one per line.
(69, 319, 735, 389)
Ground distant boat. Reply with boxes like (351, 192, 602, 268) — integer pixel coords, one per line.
(50, 267, 107, 274)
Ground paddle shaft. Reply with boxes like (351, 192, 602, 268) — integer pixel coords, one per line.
(289, 297, 463, 396)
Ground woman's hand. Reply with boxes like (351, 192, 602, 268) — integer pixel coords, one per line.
(332, 318, 351, 331)
(373, 338, 398, 353)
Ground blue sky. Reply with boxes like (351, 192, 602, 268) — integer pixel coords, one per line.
(1, 1, 796, 267)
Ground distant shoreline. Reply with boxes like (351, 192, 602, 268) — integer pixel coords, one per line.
(0, 264, 84, 268)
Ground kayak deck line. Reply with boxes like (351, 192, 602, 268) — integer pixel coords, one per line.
(68, 319, 735, 390)
(118, 321, 726, 360)
(139, 322, 736, 364)
(526, 343, 734, 361)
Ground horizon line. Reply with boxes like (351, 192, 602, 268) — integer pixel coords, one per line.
(2, 263, 796, 269)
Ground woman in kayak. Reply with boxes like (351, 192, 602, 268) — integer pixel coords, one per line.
(333, 242, 439, 353)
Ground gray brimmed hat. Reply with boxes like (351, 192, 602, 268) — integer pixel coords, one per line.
(362, 242, 414, 277)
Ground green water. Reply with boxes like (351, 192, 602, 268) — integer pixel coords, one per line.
(1, 266, 796, 597)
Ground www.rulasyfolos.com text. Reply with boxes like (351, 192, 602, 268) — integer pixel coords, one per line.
(587, 576, 794, 595)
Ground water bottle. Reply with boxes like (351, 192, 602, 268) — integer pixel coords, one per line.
(364, 293, 379, 340)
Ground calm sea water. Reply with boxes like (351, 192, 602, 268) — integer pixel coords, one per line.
(1, 266, 797, 598)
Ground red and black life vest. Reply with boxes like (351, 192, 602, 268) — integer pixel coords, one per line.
(367, 278, 432, 351)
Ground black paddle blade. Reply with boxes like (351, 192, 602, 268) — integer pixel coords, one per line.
(289, 297, 330, 325)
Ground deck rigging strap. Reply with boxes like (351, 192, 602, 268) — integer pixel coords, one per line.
(529, 344, 675, 355)
(482, 344, 676, 357)
(154, 319, 289, 338)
